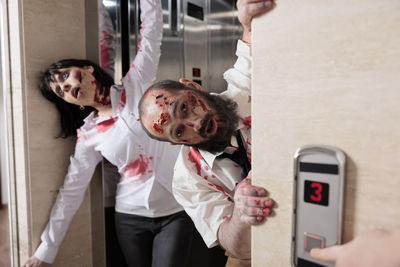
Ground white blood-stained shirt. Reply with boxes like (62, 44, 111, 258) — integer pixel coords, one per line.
(172, 40, 252, 248)
(35, 0, 183, 263)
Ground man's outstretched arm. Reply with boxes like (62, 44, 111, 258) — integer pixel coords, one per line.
(237, 0, 275, 44)
(217, 172, 274, 259)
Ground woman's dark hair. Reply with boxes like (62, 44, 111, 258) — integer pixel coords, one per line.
(39, 59, 114, 138)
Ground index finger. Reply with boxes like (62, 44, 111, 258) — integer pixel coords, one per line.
(237, 183, 268, 197)
(310, 246, 341, 262)
(234, 171, 252, 191)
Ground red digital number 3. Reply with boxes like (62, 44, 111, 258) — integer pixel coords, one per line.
(310, 182, 322, 202)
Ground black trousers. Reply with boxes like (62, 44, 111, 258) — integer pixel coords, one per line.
(115, 211, 194, 267)
(105, 207, 128, 267)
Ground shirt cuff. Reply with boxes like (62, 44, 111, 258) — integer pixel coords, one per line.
(202, 225, 220, 248)
(201, 210, 233, 248)
(34, 242, 59, 264)
(237, 39, 251, 56)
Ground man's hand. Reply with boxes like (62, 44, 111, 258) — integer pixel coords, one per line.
(22, 256, 49, 267)
(237, 0, 275, 43)
(310, 229, 400, 267)
(233, 172, 274, 225)
(217, 171, 275, 259)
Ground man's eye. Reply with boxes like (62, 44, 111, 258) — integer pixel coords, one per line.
(176, 125, 184, 138)
(181, 102, 188, 113)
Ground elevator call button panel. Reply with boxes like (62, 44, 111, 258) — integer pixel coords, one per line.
(292, 145, 346, 267)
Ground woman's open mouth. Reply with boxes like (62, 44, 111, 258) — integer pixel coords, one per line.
(72, 87, 81, 99)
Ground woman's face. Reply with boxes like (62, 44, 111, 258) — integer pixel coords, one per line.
(49, 65, 107, 107)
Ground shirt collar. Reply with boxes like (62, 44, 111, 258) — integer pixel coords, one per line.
(198, 134, 238, 167)
(198, 115, 248, 166)
(83, 111, 97, 123)
(83, 110, 115, 125)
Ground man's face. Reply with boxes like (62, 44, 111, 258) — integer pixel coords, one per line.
(141, 88, 220, 145)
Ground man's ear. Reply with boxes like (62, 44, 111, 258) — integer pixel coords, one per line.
(84, 65, 95, 73)
(179, 78, 203, 91)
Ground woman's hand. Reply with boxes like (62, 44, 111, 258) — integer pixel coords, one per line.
(22, 256, 49, 267)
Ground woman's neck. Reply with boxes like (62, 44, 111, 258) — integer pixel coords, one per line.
(95, 104, 114, 117)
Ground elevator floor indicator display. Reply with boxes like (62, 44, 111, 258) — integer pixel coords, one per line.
(291, 145, 346, 267)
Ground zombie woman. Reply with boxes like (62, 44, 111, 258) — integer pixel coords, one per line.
(22, 1, 193, 266)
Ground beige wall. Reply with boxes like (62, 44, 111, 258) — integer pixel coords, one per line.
(7, 0, 104, 266)
(252, 1, 400, 266)
(0, 13, 7, 205)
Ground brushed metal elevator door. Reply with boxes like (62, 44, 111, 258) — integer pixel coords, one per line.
(127, 0, 240, 92)
(208, 0, 241, 93)
(183, 0, 240, 93)
(183, 0, 208, 89)
(157, 0, 185, 81)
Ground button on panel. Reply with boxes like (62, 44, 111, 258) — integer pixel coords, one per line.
(304, 233, 325, 252)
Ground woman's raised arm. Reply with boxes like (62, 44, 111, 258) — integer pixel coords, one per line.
(123, 0, 163, 93)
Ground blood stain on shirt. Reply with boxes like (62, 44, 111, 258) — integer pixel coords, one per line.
(137, 27, 144, 52)
(121, 90, 126, 104)
(207, 183, 226, 194)
(246, 138, 251, 146)
(247, 152, 252, 164)
(204, 176, 208, 180)
(215, 185, 225, 193)
(211, 174, 216, 178)
(223, 216, 229, 220)
(188, 148, 203, 176)
(118, 90, 126, 111)
(243, 116, 251, 129)
(96, 117, 116, 133)
(123, 154, 151, 177)
(204, 166, 209, 171)
(76, 129, 87, 144)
